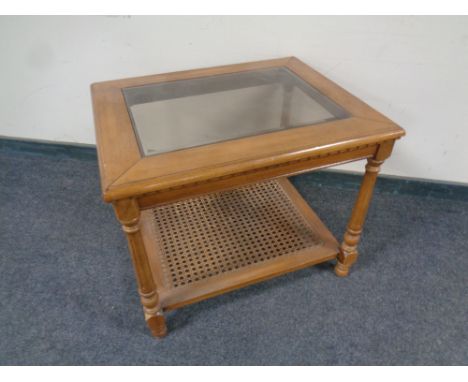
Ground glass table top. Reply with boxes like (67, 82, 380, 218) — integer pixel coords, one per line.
(123, 67, 350, 156)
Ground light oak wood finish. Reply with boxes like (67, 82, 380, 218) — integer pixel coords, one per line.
(91, 57, 405, 337)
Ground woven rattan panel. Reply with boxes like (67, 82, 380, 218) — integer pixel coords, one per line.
(150, 180, 323, 288)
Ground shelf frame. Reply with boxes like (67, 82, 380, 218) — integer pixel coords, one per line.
(140, 178, 339, 311)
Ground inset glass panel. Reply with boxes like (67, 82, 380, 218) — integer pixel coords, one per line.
(123, 67, 349, 156)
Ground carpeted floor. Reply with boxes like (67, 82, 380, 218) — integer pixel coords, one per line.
(1, 143, 467, 365)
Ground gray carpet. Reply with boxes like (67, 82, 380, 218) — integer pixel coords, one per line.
(1, 144, 467, 365)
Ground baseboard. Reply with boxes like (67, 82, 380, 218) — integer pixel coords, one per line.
(290, 171, 468, 202)
(1, 137, 467, 201)
(0, 136, 97, 161)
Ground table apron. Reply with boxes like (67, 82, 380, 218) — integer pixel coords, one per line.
(137, 142, 380, 208)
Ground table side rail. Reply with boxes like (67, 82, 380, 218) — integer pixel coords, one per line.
(138, 143, 378, 208)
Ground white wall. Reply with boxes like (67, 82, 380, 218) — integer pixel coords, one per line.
(1, 16, 467, 183)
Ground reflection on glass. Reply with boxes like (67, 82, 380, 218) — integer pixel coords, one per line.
(123, 67, 349, 156)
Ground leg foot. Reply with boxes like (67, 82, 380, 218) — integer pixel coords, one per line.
(334, 250, 358, 277)
(146, 312, 167, 338)
(334, 261, 350, 277)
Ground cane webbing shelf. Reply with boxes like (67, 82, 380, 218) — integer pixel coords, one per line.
(140, 178, 339, 310)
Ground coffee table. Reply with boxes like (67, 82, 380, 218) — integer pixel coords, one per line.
(91, 57, 405, 338)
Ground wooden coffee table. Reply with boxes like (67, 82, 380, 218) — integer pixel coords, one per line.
(91, 57, 405, 338)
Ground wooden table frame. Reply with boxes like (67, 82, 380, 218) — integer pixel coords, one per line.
(91, 57, 405, 338)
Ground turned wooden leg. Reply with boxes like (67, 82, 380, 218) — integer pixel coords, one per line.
(114, 198, 167, 338)
(335, 141, 394, 277)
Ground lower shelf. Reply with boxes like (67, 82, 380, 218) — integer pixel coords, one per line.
(140, 178, 339, 310)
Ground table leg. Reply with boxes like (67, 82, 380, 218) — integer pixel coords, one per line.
(335, 141, 394, 277)
(113, 198, 167, 338)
